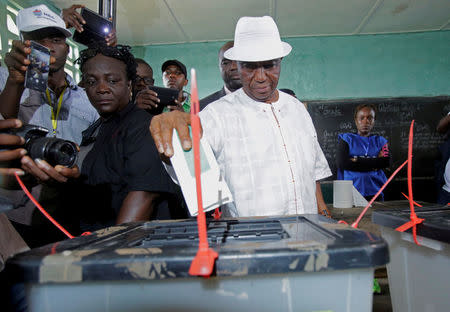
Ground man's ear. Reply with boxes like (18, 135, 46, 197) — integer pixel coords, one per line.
(64, 43, 70, 56)
(183, 78, 188, 87)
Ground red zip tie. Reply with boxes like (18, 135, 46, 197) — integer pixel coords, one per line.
(14, 173, 75, 239)
(212, 208, 222, 220)
(188, 68, 218, 277)
(401, 192, 423, 207)
(395, 120, 424, 245)
(349, 159, 408, 228)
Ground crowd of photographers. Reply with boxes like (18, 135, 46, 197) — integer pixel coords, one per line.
(0, 4, 200, 261)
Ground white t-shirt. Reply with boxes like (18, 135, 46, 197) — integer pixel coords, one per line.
(200, 88, 331, 217)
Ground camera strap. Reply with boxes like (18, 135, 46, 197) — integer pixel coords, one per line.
(45, 83, 67, 137)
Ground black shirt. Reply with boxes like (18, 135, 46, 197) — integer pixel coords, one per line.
(78, 103, 184, 226)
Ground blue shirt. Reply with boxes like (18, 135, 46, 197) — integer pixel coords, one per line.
(0, 70, 98, 144)
(337, 133, 388, 197)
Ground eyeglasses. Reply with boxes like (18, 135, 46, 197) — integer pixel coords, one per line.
(135, 75, 154, 85)
(238, 59, 281, 71)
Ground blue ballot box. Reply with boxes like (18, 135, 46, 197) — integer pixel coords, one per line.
(7, 215, 388, 312)
(372, 205, 450, 312)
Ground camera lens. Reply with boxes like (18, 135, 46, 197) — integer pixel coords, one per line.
(27, 137, 78, 167)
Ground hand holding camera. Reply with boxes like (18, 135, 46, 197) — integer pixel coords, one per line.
(0, 119, 27, 177)
(4, 40, 55, 88)
(1, 123, 80, 184)
(71, 7, 116, 47)
(137, 85, 180, 114)
(135, 88, 160, 112)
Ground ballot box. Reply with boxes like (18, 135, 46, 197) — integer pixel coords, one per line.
(372, 205, 450, 312)
(7, 215, 388, 312)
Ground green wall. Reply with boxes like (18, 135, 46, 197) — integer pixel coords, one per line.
(132, 30, 450, 100)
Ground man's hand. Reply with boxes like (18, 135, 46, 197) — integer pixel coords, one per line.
(166, 99, 185, 112)
(149, 110, 196, 157)
(21, 156, 80, 184)
(316, 181, 331, 218)
(4, 40, 56, 85)
(62, 4, 117, 46)
(135, 89, 160, 111)
(4, 40, 31, 85)
(2, 43, 54, 118)
(0, 119, 27, 176)
(62, 4, 86, 33)
(105, 28, 117, 47)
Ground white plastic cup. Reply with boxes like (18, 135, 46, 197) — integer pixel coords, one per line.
(333, 180, 353, 208)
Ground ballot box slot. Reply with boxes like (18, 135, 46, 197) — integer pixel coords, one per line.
(136, 219, 289, 247)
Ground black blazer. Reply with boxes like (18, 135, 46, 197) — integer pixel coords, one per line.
(199, 88, 226, 111)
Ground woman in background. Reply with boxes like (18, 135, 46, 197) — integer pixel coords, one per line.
(337, 104, 390, 200)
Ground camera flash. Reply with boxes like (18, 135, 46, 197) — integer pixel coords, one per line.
(103, 27, 110, 33)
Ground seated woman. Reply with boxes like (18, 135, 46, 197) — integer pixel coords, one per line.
(336, 104, 390, 200)
(71, 43, 186, 230)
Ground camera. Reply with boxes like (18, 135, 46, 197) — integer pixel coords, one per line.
(73, 7, 113, 46)
(1, 124, 78, 167)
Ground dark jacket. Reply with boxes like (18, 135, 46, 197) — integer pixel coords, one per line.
(199, 88, 226, 111)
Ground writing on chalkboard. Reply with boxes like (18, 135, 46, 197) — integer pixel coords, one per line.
(307, 97, 449, 179)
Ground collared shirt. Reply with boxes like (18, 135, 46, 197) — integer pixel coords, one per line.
(180, 91, 191, 112)
(0, 71, 98, 144)
(200, 88, 331, 217)
(223, 85, 233, 95)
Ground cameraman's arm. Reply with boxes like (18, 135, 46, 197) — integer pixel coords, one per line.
(0, 41, 30, 118)
(116, 191, 159, 224)
(20, 157, 80, 183)
(0, 119, 27, 178)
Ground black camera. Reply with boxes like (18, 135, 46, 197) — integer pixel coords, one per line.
(1, 124, 78, 167)
(73, 7, 113, 46)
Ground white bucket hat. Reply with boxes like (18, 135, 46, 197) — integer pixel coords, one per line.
(224, 16, 292, 62)
(16, 4, 72, 38)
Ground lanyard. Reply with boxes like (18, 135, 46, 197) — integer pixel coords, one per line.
(45, 84, 67, 137)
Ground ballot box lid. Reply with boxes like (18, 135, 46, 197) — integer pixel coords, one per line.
(7, 215, 388, 283)
(372, 204, 450, 243)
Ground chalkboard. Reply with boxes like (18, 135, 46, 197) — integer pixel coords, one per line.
(306, 96, 450, 179)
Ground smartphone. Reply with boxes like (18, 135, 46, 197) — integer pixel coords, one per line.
(24, 41, 50, 92)
(147, 85, 179, 114)
(73, 7, 113, 46)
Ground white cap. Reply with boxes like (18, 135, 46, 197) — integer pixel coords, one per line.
(224, 16, 292, 62)
(16, 4, 71, 38)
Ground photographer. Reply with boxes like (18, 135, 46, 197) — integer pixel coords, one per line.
(0, 5, 99, 247)
(0, 4, 118, 247)
(0, 118, 80, 248)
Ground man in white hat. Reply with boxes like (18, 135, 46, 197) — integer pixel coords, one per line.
(150, 16, 332, 217)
